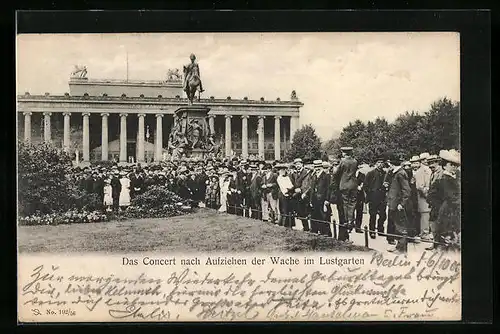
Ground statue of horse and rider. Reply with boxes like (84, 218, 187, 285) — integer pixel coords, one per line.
(183, 53, 204, 104)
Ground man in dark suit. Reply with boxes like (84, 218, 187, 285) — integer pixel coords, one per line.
(110, 169, 122, 212)
(237, 161, 252, 217)
(310, 160, 332, 237)
(363, 157, 388, 238)
(249, 164, 263, 220)
(336, 146, 358, 241)
(129, 168, 144, 199)
(290, 158, 312, 231)
(354, 165, 366, 233)
(386, 157, 412, 253)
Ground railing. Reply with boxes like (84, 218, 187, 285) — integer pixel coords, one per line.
(219, 204, 455, 250)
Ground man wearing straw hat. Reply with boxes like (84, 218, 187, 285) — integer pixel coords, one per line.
(261, 163, 279, 224)
(426, 154, 444, 249)
(429, 149, 461, 250)
(290, 158, 313, 232)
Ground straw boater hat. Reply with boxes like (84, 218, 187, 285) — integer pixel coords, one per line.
(322, 161, 331, 168)
(275, 163, 288, 170)
(419, 152, 430, 160)
(439, 149, 460, 165)
(427, 154, 440, 163)
(340, 146, 353, 152)
(313, 160, 323, 167)
(293, 158, 303, 164)
(409, 155, 421, 163)
(402, 160, 411, 167)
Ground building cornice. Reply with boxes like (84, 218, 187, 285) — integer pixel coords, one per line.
(17, 94, 304, 108)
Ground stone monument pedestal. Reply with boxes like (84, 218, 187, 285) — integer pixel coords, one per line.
(171, 105, 212, 160)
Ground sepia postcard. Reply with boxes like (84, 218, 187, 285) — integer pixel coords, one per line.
(17, 32, 461, 322)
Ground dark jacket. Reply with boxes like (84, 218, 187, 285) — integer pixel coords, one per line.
(337, 157, 359, 191)
(110, 176, 122, 199)
(328, 169, 340, 204)
(249, 172, 263, 202)
(310, 171, 331, 205)
(386, 167, 411, 210)
(261, 172, 278, 200)
(364, 167, 387, 204)
(437, 172, 460, 234)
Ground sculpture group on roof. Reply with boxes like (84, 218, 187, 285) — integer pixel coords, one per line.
(71, 65, 87, 78)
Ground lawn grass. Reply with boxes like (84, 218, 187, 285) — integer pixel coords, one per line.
(18, 209, 368, 253)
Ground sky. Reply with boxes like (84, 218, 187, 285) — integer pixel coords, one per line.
(16, 32, 460, 140)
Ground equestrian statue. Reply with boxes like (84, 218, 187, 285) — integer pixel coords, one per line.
(183, 53, 204, 105)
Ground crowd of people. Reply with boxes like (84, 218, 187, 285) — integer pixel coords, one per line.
(70, 146, 461, 253)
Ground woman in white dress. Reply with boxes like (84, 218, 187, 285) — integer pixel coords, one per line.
(119, 171, 131, 209)
(103, 178, 113, 211)
(218, 173, 230, 213)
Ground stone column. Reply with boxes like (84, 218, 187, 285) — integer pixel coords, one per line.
(82, 112, 90, 162)
(258, 116, 265, 160)
(274, 116, 281, 160)
(23, 112, 32, 142)
(225, 115, 232, 157)
(290, 115, 299, 140)
(62, 112, 71, 151)
(101, 113, 109, 160)
(43, 112, 51, 142)
(155, 114, 163, 162)
(137, 113, 146, 163)
(119, 113, 127, 162)
(208, 115, 215, 135)
(241, 115, 249, 159)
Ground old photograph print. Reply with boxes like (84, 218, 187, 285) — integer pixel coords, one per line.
(17, 32, 461, 322)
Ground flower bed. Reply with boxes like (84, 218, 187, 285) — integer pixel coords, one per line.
(19, 210, 110, 226)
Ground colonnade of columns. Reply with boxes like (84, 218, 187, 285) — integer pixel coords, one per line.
(21, 112, 300, 162)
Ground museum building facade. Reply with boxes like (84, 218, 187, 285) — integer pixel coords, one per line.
(17, 75, 303, 163)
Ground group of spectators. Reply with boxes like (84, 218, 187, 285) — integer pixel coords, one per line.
(70, 146, 461, 253)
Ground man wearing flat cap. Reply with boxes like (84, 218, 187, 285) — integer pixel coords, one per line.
(335, 146, 358, 241)
(363, 157, 387, 239)
(290, 158, 313, 231)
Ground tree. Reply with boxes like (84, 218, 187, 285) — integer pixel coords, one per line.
(422, 97, 460, 152)
(322, 97, 460, 163)
(284, 124, 322, 161)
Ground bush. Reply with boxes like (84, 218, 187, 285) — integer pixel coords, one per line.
(128, 185, 193, 218)
(18, 141, 74, 216)
(132, 185, 191, 209)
